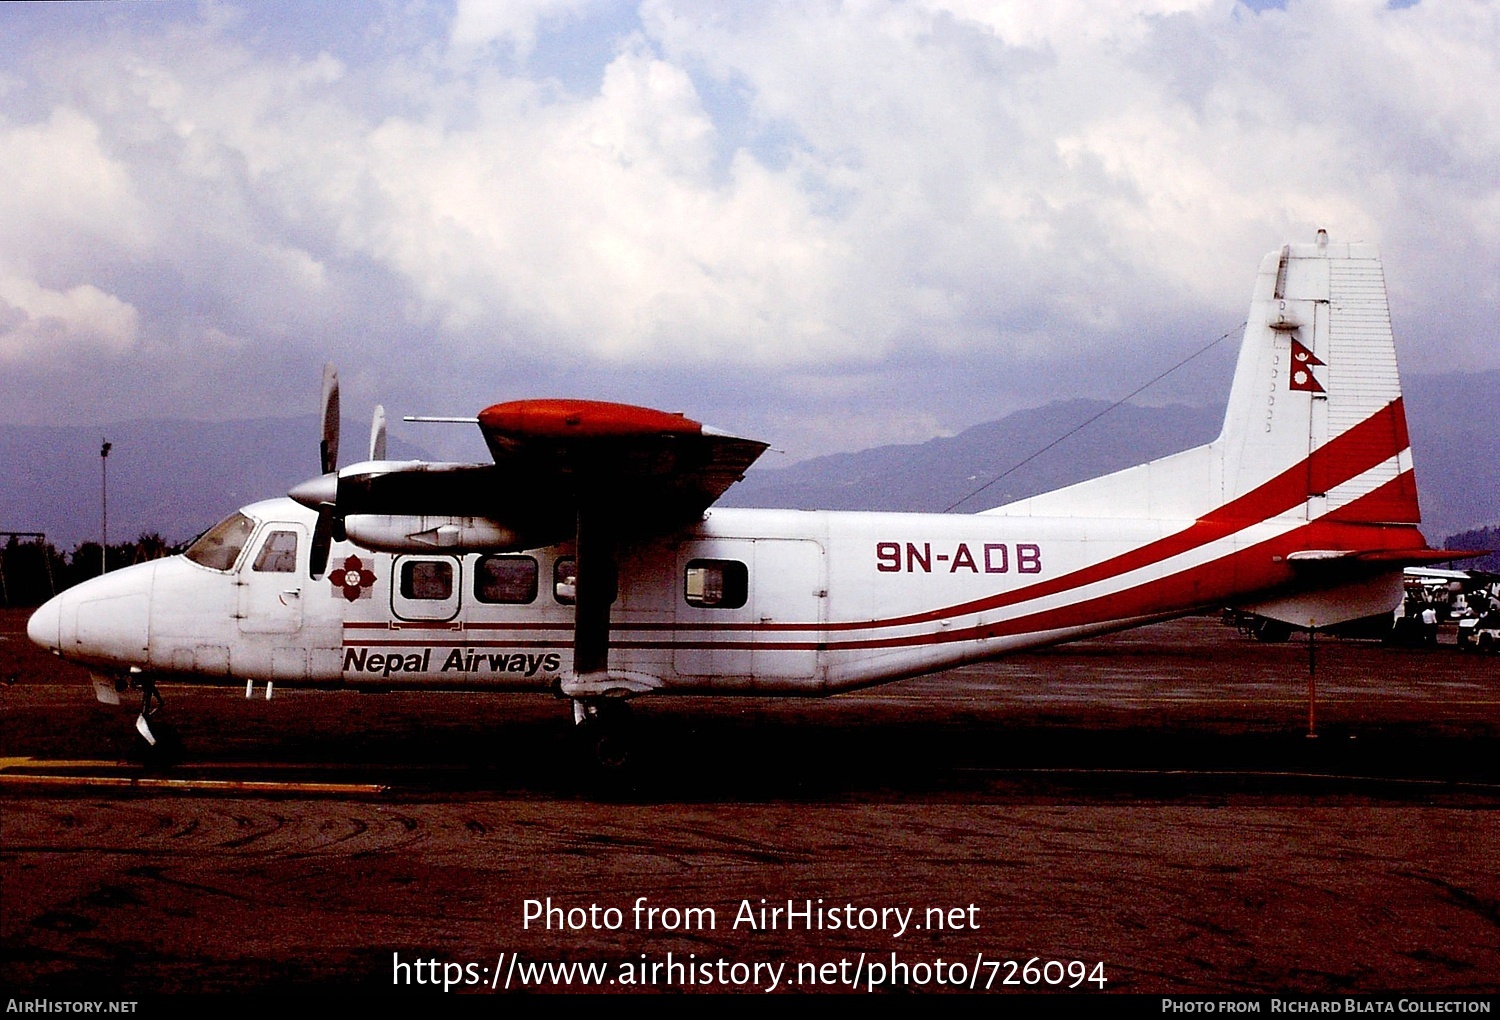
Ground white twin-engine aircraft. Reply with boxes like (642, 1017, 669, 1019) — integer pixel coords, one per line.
(28, 235, 1455, 764)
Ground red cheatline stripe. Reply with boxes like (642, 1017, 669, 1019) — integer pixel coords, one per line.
(698, 399, 1411, 635)
(346, 474, 1421, 651)
(696, 397, 1410, 636)
(1321, 463, 1420, 525)
(843, 398, 1410, 630)
(347, 514, 1425, 657)
(340, 402, 1412, 646)
(616, 506, 1425, 654)
(655, 486, 1423, 651)
(834, 518, 1421, 653)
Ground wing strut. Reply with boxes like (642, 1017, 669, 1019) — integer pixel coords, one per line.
(560, 500, 658, 705)
(571, 503, 615, 681)
(565, 501, 640, 768)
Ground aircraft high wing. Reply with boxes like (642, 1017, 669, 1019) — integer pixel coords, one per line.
(26, 233, 1477, 768)
(291, 396, 768, 567)
(289, 392, 768, 708)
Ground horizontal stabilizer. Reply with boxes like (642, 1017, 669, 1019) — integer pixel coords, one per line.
(1354, 547, 1487, 566)
(1284, 547, 1486, 566)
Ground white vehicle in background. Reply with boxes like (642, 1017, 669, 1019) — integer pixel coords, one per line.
(1457, 608, 1500, 653)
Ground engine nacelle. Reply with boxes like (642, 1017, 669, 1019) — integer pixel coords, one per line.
(343, 515, 525, 553)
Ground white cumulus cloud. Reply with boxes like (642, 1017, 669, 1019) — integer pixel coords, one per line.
(0, 276, 140, 363)
(0, 0, 1494, 456)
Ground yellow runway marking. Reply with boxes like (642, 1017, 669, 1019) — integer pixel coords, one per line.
(0, 772, 387, 794)
(0, 756, 125, 769)
(0, 757, 387, 793)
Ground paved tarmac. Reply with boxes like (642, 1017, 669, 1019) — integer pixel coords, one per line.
(2, 610, 1498, 996)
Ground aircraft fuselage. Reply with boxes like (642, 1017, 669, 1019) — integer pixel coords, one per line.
(27, 495, 1410, 697)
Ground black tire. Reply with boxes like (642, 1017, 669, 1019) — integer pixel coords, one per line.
(589, 726, 632, 770)
(133, 719, 184, 771)
(576, 701, 633, 771)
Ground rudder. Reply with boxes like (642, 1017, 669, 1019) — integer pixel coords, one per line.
(1216, 231, 1419, 525)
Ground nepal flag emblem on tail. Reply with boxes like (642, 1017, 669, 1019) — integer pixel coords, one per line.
(1289, 338, 1325, 393)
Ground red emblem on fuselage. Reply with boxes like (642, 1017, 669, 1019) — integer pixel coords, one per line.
(332, 555, 377, 602)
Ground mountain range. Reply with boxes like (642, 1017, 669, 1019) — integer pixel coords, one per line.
(721, 370, 1498, 545)
(2, 370, 1494, 551)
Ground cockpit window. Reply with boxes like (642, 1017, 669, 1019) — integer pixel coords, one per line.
(184, 512, 257, 572)
(251, 530, 299, 573)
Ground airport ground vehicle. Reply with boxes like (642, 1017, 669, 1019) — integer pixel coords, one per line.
(1458, 611, 1500, 652)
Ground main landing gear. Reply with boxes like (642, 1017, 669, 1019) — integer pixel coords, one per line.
(131, 676, 183, 770)
(572, 698, 634, 770)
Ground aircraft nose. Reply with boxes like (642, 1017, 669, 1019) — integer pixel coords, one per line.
(27, 595, 62, 651)
(29, 562, 157, 666)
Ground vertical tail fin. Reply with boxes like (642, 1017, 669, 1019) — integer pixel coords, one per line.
(987, 233, 1421, 528)
(1217, 232, 1420, 525)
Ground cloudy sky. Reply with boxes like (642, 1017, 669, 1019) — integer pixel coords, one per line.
(2, 0, 1496, 463)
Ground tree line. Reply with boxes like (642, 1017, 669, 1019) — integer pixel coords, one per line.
(0, 533, 186, 607)
(1444, 526, 1500, 574)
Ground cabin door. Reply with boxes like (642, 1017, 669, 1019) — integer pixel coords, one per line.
(673, 538, 824, 684)
(237, 524, 307, 635)
(749, 539, 825, 681)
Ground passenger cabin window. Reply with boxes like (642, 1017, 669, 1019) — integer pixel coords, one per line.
(475, 555, 538, 604)
(251, 530, 299, 573)
(401, 560, 453, 600)
(392, 556, 461, 623)
(684, 559, 748, 609)
(184, 512, 256, 572)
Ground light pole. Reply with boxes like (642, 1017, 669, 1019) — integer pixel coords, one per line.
(100, 439, 111, 575)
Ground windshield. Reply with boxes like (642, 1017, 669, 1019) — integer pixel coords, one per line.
(184, 512, 257, 571)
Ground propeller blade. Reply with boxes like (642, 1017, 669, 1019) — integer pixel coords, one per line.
(309, 506, 335, 579)
(319, 363, 340, 474)
(369, 404, 387, 461)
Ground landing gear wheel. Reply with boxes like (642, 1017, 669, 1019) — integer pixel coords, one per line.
(590, 726, 632, 771)
(574, 700, 634, 771)
(133, 718, 184, 771)
(1253, 619, 1292, 643)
